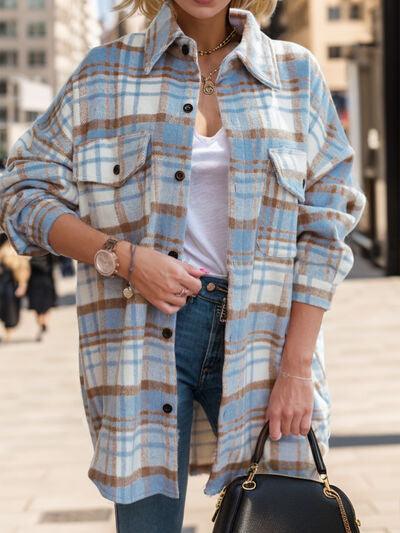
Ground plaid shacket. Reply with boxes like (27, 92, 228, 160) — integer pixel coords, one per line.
(0, 0, 366, 505)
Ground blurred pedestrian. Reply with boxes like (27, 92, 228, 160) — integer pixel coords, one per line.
(0, 234, 30, 342)
(27, 254, 57, 342)
(58, 255, 75, 277)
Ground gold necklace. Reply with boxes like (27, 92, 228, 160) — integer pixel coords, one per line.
(197, 28, 237, 56)
(198, 28, 237, 95)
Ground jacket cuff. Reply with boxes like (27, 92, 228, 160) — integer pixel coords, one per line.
(9, 199, 78, 256)
(292, 274, 336, 311)
(29, 200, 79, 255)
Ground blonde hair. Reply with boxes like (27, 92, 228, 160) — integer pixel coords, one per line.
(112, 0, 278, 22)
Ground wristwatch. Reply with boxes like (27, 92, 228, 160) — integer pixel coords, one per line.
(94, 237, 120, 277)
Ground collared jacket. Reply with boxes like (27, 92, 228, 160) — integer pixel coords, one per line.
(0, 0, 366, 505)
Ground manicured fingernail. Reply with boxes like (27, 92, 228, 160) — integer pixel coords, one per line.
(199, 268, 209, 273)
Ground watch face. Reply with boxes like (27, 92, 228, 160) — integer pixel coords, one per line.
(94, 249, 116, 277)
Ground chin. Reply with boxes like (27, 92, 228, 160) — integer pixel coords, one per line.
(173, 0, 230, 19)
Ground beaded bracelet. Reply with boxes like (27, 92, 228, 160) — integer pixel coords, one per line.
(122, 243, 137, 300)
(279, 369, 313, 382)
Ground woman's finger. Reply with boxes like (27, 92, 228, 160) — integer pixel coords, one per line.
(266, 411, 282, 440)
(289, 413, 303, 436)
(299, 412, 313, 436)
(281, 410, 293, 436)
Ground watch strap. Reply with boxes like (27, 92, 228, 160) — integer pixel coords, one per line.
(103, 237, 119, 252)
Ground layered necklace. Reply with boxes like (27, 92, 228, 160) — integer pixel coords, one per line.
(197, 27, 237, 95)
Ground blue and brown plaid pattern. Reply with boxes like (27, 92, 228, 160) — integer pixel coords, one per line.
(0, 0, 366, 504)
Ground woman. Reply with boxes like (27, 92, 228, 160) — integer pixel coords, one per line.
(0, 234, 30, 342)
(0, 0, 366, 531)
(27, 254, 57, 342)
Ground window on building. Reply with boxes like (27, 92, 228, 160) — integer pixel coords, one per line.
(28, 0, 45, 8)
(28, 50, 46, 66)
(0, 80, 6, 94)
(328, 6, 341, 20)
(0, 0, 17, 8)
(0, 108, 7, 121)
(0, 20, 17, 37)
(328, 45, 342, 59)
(349, 3, 363, 20)
(25, 110, 39, 122)
(0, 50, 18, 66)
(27, 21, 46, 37)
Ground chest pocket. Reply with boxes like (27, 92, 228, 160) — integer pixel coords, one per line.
(255, 147, 307, 259)
(73, 130, 151, 235)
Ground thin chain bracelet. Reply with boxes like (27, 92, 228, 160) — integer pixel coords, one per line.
(279, 369, 313, 382)
(122, 243, 137, 300)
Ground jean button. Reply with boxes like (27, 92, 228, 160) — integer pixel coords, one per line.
(206, 282, 216, 292)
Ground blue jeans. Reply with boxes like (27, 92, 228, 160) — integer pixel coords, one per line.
(114, 274, 228, 533)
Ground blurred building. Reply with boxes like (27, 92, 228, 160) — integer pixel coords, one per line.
(277, 0, 377, 129)
(0, 75, 52, 157)
(0, 0, 101, 159)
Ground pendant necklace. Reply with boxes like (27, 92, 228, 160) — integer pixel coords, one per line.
(197, 28, 237, 95)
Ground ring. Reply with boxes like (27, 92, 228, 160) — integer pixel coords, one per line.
(175, 287, 187, 297)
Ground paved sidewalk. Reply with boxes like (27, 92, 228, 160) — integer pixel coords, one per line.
(0, 269, 399, 532)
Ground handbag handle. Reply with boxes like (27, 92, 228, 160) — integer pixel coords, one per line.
(250, 421, 327, 476)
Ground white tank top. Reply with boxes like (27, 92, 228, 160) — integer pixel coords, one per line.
(181, 126, 229, 279)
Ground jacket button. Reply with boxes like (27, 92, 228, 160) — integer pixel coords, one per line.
(163, 403, 173, 413)
(113, 164, 120, 175)
(183, 103, 193, 113)
(162, 327, 173, 339)
(175, 170, 185, 181)
(168, 250, 179, 259)
(181, 43, 189, 55)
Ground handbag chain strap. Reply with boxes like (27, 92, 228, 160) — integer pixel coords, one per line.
(321, 474, 361, 532)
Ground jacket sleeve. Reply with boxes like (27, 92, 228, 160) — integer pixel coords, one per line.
(291, 51, 367, 311)
(0, 71, 80, 257)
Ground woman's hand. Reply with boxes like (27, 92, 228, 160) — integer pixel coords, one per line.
(264, 366, 314, 440)
(125, 245, 205, 315)
(264, 300, 325, 440)
(15, 281, 28, 298)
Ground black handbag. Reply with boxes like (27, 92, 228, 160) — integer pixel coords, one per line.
(211, 421, 362, 532)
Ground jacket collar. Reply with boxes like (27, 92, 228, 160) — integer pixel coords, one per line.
(143, 0, 281, 90)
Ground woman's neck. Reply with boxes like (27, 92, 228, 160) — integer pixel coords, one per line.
(172, 2, 236, 51)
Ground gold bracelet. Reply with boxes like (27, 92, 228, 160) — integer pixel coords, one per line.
(122, 243, 137, 300)
(279, 369, 313, 382)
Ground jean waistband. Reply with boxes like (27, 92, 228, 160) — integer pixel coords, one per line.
(193, 274, 228, 303)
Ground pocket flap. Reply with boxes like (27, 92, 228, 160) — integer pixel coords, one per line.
(269, 147, 307, 202)
(74, 130, 151, 186)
